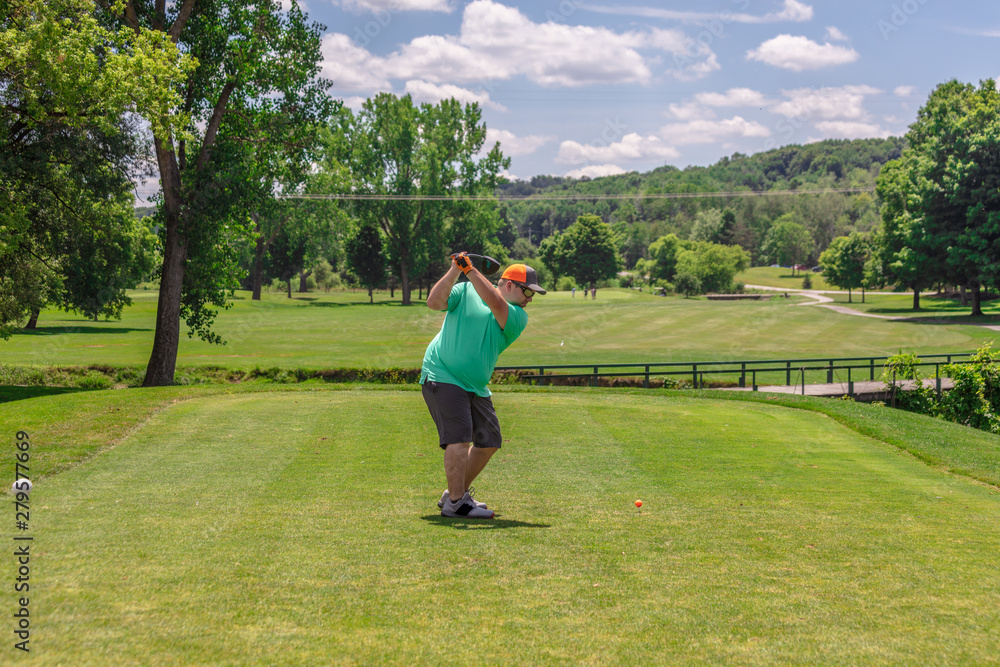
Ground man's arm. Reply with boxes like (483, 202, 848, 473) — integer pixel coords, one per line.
(426, 264, 462, 310)
(465, 267, 509, 330)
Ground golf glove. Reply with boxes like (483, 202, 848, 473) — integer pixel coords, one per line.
(452, 252, 473, 275)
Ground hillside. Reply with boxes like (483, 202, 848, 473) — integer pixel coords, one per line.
(499, 138, 905, 267)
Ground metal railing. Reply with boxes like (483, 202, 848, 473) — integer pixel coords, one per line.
(495, 353, 974, 392)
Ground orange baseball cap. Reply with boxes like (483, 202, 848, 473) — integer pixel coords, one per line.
(500, 264, 546, 294)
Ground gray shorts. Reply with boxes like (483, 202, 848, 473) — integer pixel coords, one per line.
(421, 380, 502, 449)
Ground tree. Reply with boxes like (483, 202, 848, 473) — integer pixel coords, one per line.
(345, 221, 387, 304)
(103, 0, 335, 386)
(675, 271, 701, 298)
(820, 233, 870, 302)
(761, 215, 814, 275)
(646, 233, 682, 284)
(0, 0, 189, 336)
(538, 215, 622, 290)
(883, 79, 1000, 316)
(333, 94, 509, 306)
(873, 157, 941, 309)
(675, 241, 750, 294)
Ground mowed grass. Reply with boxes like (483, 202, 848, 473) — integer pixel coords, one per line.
(3, 286, 999, 370)
(8, 386, 1000, 664)
(738, 266, 834, 291)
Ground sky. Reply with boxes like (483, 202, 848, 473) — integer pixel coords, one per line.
(303, 0, 1000, 181)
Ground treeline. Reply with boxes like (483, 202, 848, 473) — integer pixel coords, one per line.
(498, 137, 904, 268)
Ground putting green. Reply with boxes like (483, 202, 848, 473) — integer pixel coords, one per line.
(21, 389, 1000, 664)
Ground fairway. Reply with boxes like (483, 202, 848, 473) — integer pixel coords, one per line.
(15, 387, 1000, 664)
(3, 287, 1000, 372)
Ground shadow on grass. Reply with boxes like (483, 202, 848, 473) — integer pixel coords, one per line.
(0, 386, 87, 404)
(12, 325, 151, 336)
(306, 300, 422, 308)
(420, 515, 550, 530)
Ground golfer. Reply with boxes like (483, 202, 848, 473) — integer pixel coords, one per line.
(421, 252, 546, 518)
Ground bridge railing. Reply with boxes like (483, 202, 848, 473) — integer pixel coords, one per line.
(494, 353, 974, 392)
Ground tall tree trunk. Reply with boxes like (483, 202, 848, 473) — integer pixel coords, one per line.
(143, 213, 186, 386)
(847, 288, 852, 303)
(913, 287, 920, 310)
(286, 276, 292, 299)
(862, 286, 866, 303)
(25, 308, 40, 329)
(959, 284, 968, 305)
(971, 284, 983, 317)
(252, 231, 265, 301)
(298, 269, 311, 293)
(400, 261, 411, 305)
(368, 286, 373, 304)
(143, 133, 186, 387)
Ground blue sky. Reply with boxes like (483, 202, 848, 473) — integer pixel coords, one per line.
(130, 0, 999, 202)
(303, 0, 1000, 181)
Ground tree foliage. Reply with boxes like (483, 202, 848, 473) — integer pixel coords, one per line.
(539, 214, 622, 289)
(760, 215, 814, 273)
(345, 221, 387, 304)
(331, 93, 509, 305)
(675, 241, 750, 294)
(0, 0, 190, 335)
(874, 79, 1000, 315)
(820, 233, 871, 302)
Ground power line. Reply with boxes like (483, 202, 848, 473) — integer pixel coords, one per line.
(277, 187, 875, 202)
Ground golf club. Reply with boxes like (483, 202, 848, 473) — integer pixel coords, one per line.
(450, 252, 501, 276)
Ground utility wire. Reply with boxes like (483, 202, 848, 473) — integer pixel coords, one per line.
(276, 187, 875, 202)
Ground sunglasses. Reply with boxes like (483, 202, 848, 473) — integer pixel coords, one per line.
(511, 282, 535, 298)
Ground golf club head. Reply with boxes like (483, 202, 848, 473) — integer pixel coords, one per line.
(451, 253, 502, 276)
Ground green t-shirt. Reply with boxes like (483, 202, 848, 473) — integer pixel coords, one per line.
(420, 282, 528, 397)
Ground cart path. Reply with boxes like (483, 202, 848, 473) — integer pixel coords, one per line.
(745, 285, 1000, 331)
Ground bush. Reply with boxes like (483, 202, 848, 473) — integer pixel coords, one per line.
(940, 345, 1000, 433)
(555, 276, 575, 292)
(802, 274, 813, 289)
(675, 271, 701, 298)
(77, 372, 112, 390)
(881, 352, 937, 415)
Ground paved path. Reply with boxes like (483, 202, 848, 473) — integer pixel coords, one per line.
(745, 285, 1000, 331)
(715, 378, 954, 398)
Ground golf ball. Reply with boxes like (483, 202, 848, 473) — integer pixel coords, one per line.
(635, 500, 642, 508)
(12, 479, 31, 494)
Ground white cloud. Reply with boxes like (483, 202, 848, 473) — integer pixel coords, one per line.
(485, 129, 555, 157)
(894, 85, 916, 97)
(387, 35, 506, 83)
(746, 34, 859, 71)
(323, 0, 721, 92)
(565, 164, 628, 179)
(458, 1, 655, 87)
(337, 0, 453, 12)
(666, 89, 771, 121)
(556, 133, 680, 165)
(666, 101, 714, 121)
(404, 80, 507, 111)
(637, 28, 720, 81)
(771, 86, 881, 121)
(824, 26, 849, 41)
(813, 121, 891, 139)
(695, 88, 772, 108)
(320, 33, 391, 90)
(582, 0, 812, 24)
(658, 117, 771, 145)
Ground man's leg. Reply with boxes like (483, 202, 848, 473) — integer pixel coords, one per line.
(465, 445, 497, 490)
(443, 442, 472, 502)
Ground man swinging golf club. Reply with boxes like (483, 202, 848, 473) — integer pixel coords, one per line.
(421, 252, 546, 518)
